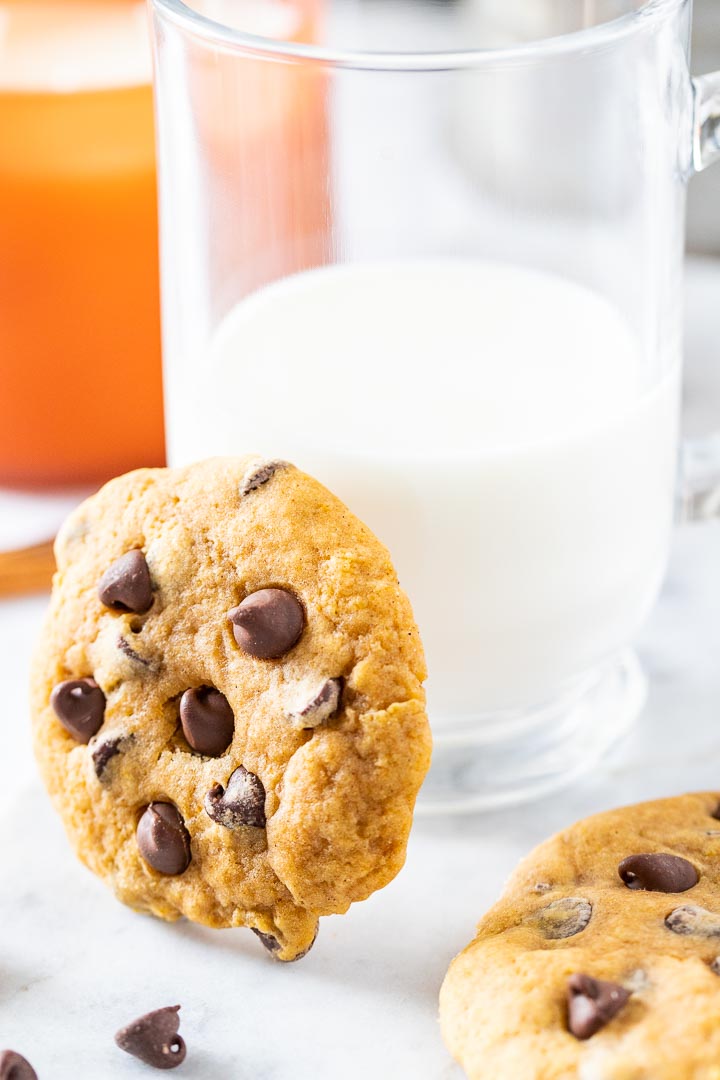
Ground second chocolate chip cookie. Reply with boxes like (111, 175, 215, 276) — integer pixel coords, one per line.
(440, 793, 720, 1079)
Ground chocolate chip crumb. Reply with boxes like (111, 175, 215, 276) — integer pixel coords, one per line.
(115, 1005, 186, 1070)
(530, 897, 592, 939)
(567, 973, 630, 1040)
(240, 460, 289, 496)
(205, 766, 266, 829)
(117, 635, 150, 667)
(0, 1050, 38, 1080)
(291, 678, 343, 729)
(252, 928, 281, 954)
(252, 924, 318, 962)
(91, 736, 126, 779)
(665, 905, 720, 937)
(618, 853, 698, 893)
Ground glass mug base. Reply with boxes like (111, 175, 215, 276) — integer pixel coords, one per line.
(416, 650, 647, 815)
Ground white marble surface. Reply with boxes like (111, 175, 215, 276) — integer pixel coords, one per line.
(1, 258, 720, 1078)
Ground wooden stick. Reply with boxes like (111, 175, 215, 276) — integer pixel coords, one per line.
(0, 540, 55, 598)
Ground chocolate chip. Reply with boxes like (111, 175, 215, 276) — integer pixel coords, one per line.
(618, 853, 698, 893)
(291, 678, 343, 729)
(115, 1005, 186, 1070)
(567, 973, 630, 1040)
(711, 801, 720, 821)
(665, 905, 720, 937)
(0, 1050, 38, 1080)
(92, 736, 122, 778)
(91, 735, 131, 780)
(137, 803, 191, 875)
(228, 589, 304, 660)
(179, 687, 234, 757)
(50, 678, 105, 743)
(240, 459, 288, 496)
(205, 766, 266, 829)
(252, 924, 318, 962)
(98, 550, 154, 614)
(711, 957, 720, 975)
(252, 928, 281, 954)
(530, 897, 592, 939)
(117, 635, 150, 667)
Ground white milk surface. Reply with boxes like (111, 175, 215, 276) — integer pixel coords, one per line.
(167, 261, 680, 721)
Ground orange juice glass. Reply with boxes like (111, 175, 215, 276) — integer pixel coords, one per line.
(0, 1, 165, 487)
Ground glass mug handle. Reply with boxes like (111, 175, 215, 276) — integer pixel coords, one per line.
(680, 72, 720, 523)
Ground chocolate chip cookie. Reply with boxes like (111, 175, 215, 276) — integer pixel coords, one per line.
(31, 457, 430, 961)
(440, 793, 720, 1079)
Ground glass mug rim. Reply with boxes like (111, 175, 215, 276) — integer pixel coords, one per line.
(151, 0, 685, 70)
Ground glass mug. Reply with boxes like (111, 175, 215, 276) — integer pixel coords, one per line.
(150, 0, 720, 812)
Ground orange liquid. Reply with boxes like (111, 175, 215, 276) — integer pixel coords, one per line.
(0, 0, 328, 486)
(0, 2, 164, 486)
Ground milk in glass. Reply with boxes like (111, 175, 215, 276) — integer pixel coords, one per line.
(167, 261, 679, 723)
